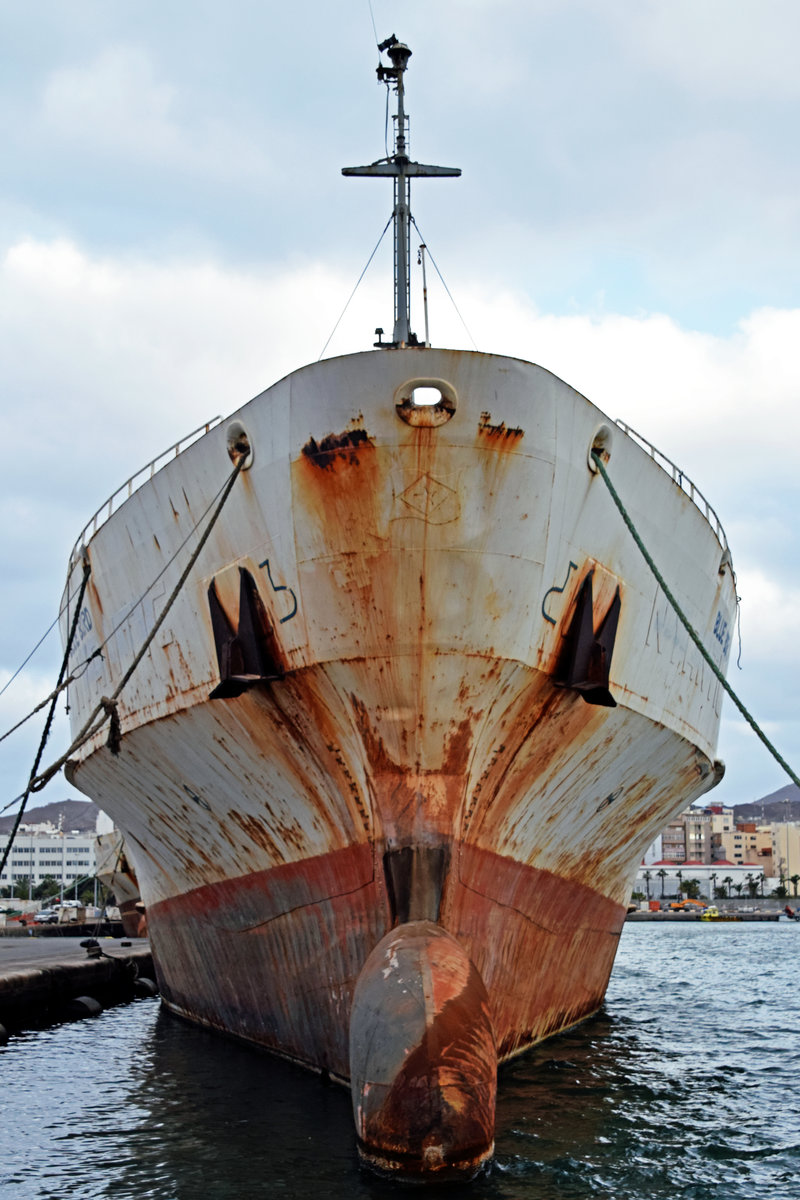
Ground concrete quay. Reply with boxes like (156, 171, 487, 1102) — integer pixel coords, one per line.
(626, 910, 780, 922)
(0, 937, 156, 1039)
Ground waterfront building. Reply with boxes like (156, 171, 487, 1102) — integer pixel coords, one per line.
(648, 804, 732, 867)
(712, 822, 773, 872)
(707, 805, 735, 836)
(642, 834, 664, 865)
(684, 808, 712, 863)
(661, 817, 687, 863)
(771, 821, 800, 889)
(0, 821, 96, 898)
(635, 859, 766, 899)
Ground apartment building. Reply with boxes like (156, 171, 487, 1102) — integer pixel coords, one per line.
(712, 821, 773, 870)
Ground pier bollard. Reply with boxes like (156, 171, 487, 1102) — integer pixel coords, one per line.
(349, 920, 496, 1182)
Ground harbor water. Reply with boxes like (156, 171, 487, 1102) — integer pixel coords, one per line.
(1, 921, 798, 1200)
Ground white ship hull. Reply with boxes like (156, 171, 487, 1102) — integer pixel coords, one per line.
(62, 346, 735, 1176)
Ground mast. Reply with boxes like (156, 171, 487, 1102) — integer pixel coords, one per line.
(342, 38, 460, 348)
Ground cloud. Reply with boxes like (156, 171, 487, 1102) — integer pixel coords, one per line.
(617, 0, 800, 100)
(733, 569, 799, 662)
(0, 667, 55, 727)
(41, 45, 179, 156)
(433, 285, 800, 493)
(37, 44, 274, 187)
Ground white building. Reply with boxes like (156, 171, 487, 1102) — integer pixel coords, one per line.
(634, 859, 771, 899)
(0, 821, 96, 897)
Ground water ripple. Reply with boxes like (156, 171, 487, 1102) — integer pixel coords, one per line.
(1, 924, 799, 1198)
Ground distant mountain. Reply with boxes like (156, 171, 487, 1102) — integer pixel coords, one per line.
(732, 784, 800, 824)
(0, 798, 99, 836)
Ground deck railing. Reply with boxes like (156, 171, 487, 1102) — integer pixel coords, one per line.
(69, 416, 223, 567)
(615, 420, 728, 552)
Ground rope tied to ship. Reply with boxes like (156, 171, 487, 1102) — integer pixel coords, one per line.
(0, 556, 92, 880)
(25, 455, 247, 795)
(0, 674, 78, 747)
(591, 449, 800, 790)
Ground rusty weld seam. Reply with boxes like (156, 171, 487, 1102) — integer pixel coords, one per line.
(29, 457, 246, 793)
(457, 877, 622, 939)
(204, 876, 377, 934)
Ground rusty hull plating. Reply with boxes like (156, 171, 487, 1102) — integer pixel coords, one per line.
(61, 347, 737, 1181)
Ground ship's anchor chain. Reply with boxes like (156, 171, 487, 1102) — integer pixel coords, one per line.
(591, 449, 800, 789)
(24, 455, 247, 795)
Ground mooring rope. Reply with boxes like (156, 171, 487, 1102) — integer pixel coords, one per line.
(0, 613, 61, 701)
(0, 676, 77, 747)
(24, 455, 245, 796)
(0, 465, 238, 753)
(591, 449, 800, 789)
(0, 557, 92, 881)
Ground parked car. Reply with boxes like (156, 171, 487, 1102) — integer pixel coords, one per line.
(33, 909, 59, 924)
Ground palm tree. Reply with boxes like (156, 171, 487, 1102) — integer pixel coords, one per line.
(657, 869, 667, 898)
(723, 875, 733, 899)
(643, 870, 652, 900)
(791, 874, 800, 898)
(676, 869, 683, 899)
(710, 871, 718, 899)
(734, 882, 744, 897)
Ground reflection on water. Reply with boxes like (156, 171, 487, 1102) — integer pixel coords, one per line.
(1, 923, 799, 1200)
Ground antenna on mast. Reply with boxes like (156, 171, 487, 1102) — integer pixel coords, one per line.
(342, 38, 461, 349)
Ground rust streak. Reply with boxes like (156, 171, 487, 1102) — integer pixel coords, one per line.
(478, 412, 524, 441)
(301, 428, 373, 470)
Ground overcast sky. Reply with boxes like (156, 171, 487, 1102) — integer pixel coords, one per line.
(2, 0, 799, 821)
